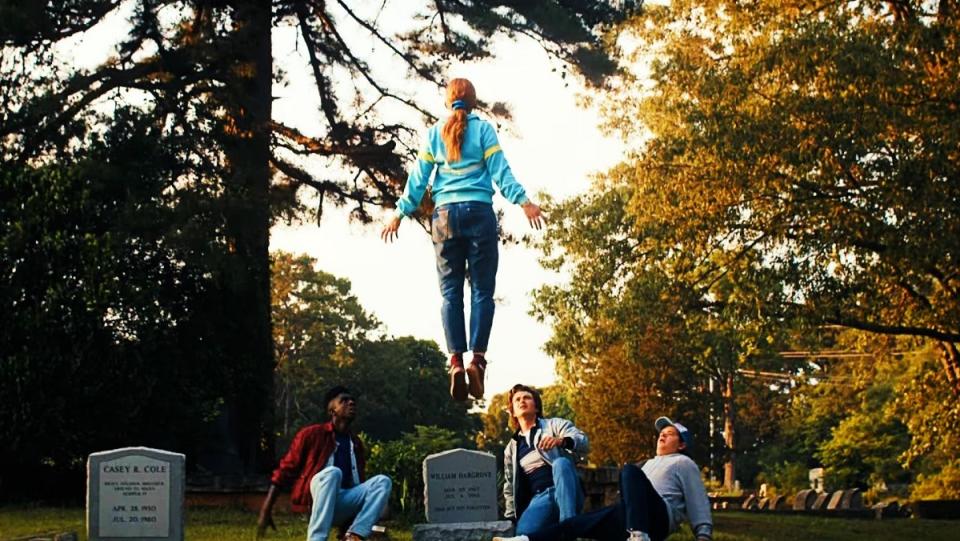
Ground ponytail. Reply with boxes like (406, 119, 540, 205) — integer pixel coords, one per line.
(441, 78, 477, 164)
(442, 109, 469, 163)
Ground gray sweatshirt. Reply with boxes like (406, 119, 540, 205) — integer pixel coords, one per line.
(641, 453, 713, 540)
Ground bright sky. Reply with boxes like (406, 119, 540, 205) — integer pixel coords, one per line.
(64, 2, 626, 400)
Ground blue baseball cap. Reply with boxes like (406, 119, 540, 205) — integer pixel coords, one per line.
(655, 416, 693, 450)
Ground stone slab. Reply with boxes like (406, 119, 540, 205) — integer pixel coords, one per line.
(412, 521, 514, 541)
(811, 492, 830, 511)
(793, 489, 817, 511)
(826, 490, 845, 511)
(840, 488, 863, 510)
(87, 447, 185, 541)
(423, 449, 498, 523)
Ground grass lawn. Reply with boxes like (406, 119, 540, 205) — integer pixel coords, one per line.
(1, 507, 957, 541)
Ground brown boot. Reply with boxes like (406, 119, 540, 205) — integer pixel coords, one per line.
(449, 353, 467, 401)
(466, 353, 487, 399)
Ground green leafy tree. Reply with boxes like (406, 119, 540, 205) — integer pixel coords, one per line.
(604, 0, 960, 394)
(271, 253, 477, 447)
(0, 109, 229, 499)
(532, 184, 796, 481)
(271, 251, 379, 439)
(1, 0, 632, 475)
(366, 425, 468, 521)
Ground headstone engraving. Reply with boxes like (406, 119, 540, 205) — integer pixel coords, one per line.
(87, 447, 184, 540)
(423, 449, 498, 523)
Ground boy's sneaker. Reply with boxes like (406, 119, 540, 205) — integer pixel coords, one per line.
(466, 354, 487, 399)
(449, 354, 467, 401)
(627, 531, 651, 541)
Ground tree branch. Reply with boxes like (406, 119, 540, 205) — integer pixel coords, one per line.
(825, 316, 960, 342)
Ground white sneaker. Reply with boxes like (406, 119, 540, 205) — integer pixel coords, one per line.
(492, 537, 529, 541)
(627, 531, 651, 541)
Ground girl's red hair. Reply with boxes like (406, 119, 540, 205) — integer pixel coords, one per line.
(441, 78, 477, 163)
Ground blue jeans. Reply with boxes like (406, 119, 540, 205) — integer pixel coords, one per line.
(432, 201, 498, 354)
(525, 464, 669, 541)
(307, 466, 392, 541)
(516, 457, 584, 535)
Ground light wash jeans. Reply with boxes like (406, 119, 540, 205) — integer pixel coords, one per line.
(307, 466, 392, 541)
(515, 457, 583, 535)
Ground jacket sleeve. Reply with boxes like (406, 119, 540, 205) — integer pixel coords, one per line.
(271, 427, 308, 488)
(480, 121, 528, 205)
(503, 440, 516, 519)
(395, 132, 437, 218)
(550, 417, 590, 459)
(679, 458, 713, 540)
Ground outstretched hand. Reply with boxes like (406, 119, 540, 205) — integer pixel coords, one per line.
(381, 215, 402, 243)
(522, 202, 545, 230)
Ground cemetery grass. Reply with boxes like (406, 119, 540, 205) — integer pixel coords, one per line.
(1, 508, 959, 541)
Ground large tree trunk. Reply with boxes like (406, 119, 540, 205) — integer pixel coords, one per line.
(722, 373, 736, 491)
(938, 341, 960, 397)
(217, 0, 275, 473)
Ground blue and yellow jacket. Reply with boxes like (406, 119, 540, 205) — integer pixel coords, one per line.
(394, 113, 529, 218)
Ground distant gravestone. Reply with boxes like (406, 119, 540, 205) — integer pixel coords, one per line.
(757, 497, 770, 510)
(811, 492, 830, 511)
(872, 501, 901, 519)
(840, 488, 863, 510)
(742, 494, 757, 510)
(87, 447, 184, 541)
(808, 468, 824, 492)
(414, 449, 511, 541)
(794, 489, 817, 511)
(826, 490, 846, 511)
(769, 495, 786, 511)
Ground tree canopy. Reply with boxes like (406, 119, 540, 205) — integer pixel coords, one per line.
(0, 0, 631, 483)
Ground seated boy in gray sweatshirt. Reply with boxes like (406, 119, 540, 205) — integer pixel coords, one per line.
(495, 416, 712, 541)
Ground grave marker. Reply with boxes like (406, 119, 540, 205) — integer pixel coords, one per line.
(87, 447, 184, 541)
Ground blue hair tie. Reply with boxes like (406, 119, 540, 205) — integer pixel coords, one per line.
(451, 99, 467, 111)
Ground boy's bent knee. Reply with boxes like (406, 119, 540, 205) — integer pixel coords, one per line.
(311, 466, 343, 485)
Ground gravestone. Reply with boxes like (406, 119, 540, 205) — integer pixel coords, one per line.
(811, 491, 830, 511)
(826, 490, 846, 511)
(808, 468, 824, 492)
(768, 495, 786, 511)
(741, 494, 757, 510)
(872, 501, 901, 519)
(793, 489, 817, 511)
(87, 447, 185, 541)
(757, 497, 770, 510)
(840, 488, 863, 510)
(413, 449, 512, 541)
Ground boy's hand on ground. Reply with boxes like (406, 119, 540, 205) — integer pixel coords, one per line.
(256, 513, 276, 538)
(522, 202, 545, 230)
(381, 215, 401, 242)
